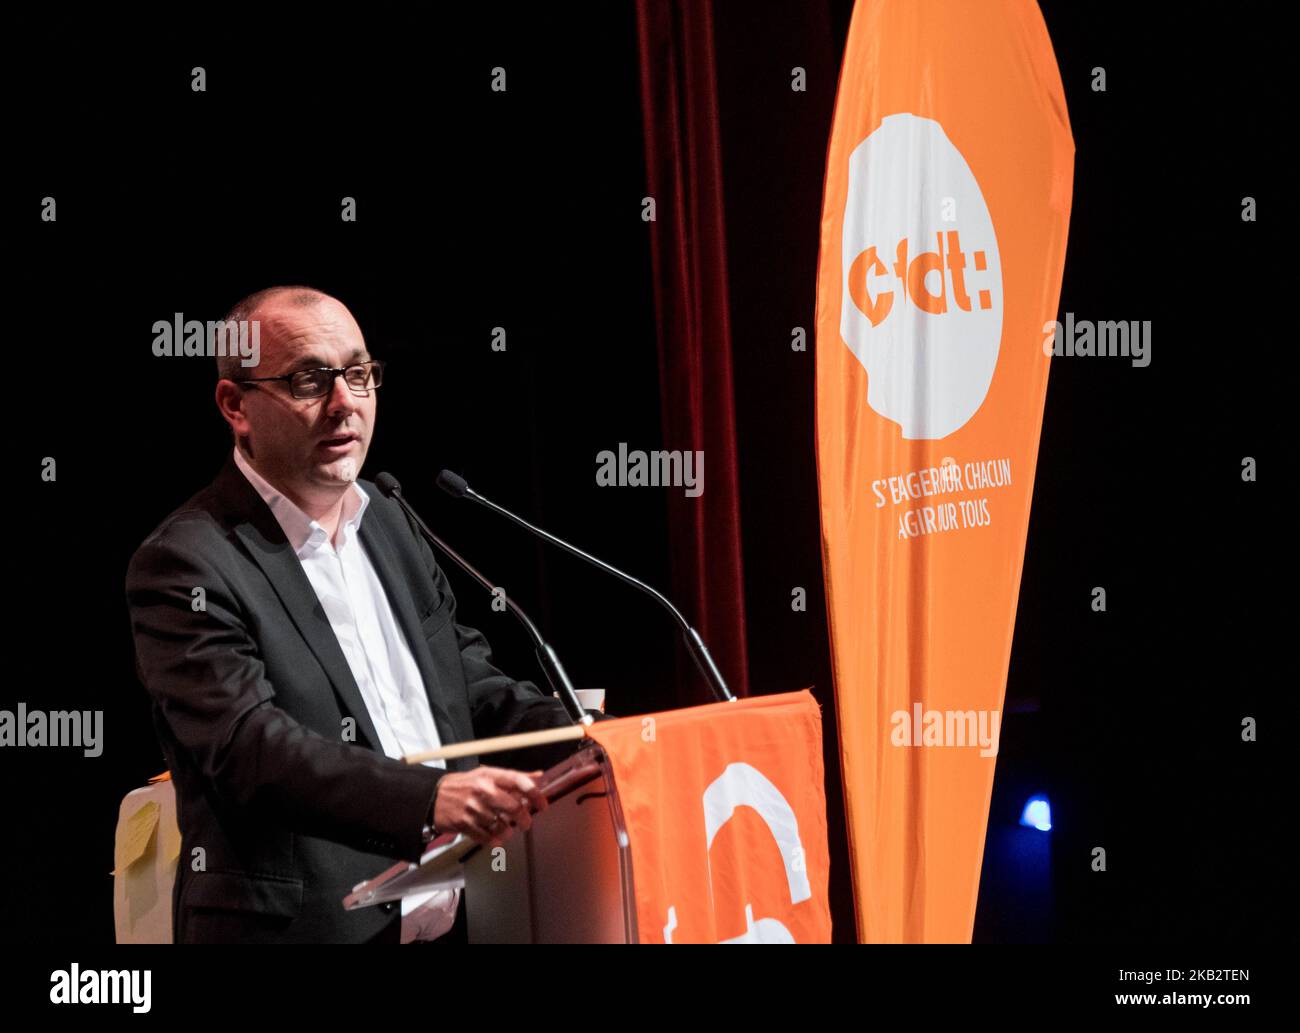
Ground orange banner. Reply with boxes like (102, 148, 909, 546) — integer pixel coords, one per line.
(815, 0, 1074, 941)
(587, 691, 832, 943)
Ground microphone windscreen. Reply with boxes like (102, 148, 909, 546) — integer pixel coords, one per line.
(436, 470, 470, 498)
(373, 472, 402, 498)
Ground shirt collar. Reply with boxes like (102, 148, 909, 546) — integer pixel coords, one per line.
(232, 447, 369, 555)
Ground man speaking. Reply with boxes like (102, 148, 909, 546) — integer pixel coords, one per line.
(126, 286, 589, 943)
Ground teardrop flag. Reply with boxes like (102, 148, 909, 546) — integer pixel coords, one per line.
(815, 0, 1074, 941)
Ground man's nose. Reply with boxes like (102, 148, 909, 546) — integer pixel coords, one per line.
(325, 372, 362, 417)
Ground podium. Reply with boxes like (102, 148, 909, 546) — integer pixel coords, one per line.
(344, 742, 638, 943)
(351, 691, 831, 943)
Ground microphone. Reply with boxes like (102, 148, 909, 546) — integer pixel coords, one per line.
(373, 472, 591, 726)
(436, 470, 736, 704)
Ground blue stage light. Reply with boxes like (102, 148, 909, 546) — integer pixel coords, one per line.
(1019, 795, 1052, 831)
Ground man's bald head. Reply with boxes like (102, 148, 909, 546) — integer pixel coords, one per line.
(212, 286, 376, 514)
(215, 286, 333, 381)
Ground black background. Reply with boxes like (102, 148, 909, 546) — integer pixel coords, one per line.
(4, 1, 1287, 947)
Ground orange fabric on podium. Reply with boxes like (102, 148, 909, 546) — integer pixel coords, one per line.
(587, 691, 832, 943)
(815, 0, 1074, 940)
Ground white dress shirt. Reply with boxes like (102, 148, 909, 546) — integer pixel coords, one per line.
(233, 448, 460, 942)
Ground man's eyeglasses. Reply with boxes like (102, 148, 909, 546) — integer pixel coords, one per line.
(234, 360, 385, 400)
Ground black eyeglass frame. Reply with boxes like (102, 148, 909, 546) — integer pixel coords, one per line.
(233, 359, 386, 399)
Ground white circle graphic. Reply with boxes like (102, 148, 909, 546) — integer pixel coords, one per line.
(839, 113, 1003, 440)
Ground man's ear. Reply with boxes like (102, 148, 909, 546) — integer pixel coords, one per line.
(214, 379, 250, 438)
(215, 379, 244, 428)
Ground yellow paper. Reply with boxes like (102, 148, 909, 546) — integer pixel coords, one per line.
(113, 801, 159, 875)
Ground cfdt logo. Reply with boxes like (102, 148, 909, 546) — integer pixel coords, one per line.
(840, 113, 1003, 440)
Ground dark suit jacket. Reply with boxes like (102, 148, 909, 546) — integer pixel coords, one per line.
(125, 455, 585, 943)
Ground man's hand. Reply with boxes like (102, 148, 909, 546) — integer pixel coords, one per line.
(432, 766, 549, 848)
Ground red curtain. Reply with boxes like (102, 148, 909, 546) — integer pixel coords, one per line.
(635, 0, 751, 702)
